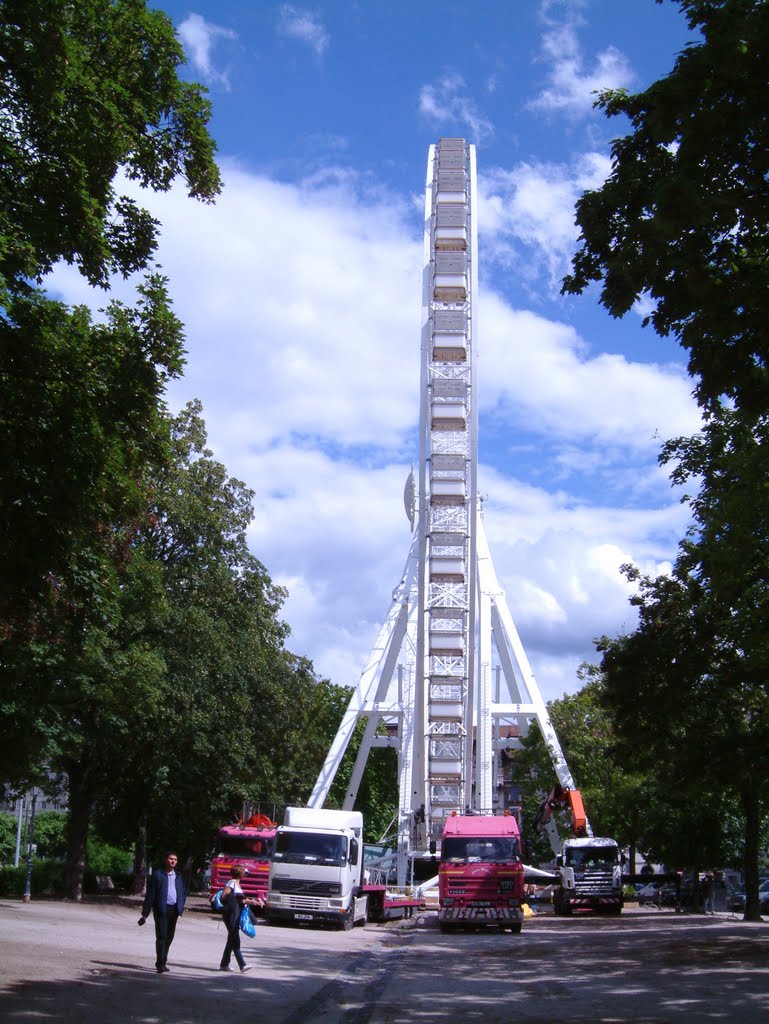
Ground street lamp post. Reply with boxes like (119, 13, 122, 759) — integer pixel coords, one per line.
(14, 795, 25, 867)
(22, 793, 38, 903)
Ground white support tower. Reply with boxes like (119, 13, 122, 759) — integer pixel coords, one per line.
(309, 140, 582, 883)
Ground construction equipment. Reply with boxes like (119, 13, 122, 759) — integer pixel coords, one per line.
(534, 784, 623, 915)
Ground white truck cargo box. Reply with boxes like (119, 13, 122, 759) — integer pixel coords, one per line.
(283, 806, 363, 836)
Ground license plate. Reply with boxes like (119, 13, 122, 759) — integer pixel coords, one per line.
(294, 914, 313, 920)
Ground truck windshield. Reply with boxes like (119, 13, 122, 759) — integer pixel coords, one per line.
(217, 835, 274, 860)
(217, 835, 273, 859)
(442, 837, 521, 863)
(273, 832, 347, 865)
(566, 847, 618, 868)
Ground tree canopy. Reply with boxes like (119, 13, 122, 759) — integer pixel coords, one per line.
(0, 0, 220, 290)
(560, 0, 769, 920)
(563, 0, 769, 416)
(0, 0, 220, 628)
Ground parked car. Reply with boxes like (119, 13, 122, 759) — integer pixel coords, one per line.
(728, 881, 769, 914)
(659, 879, 697, 908)
(636, 882, 663, 905)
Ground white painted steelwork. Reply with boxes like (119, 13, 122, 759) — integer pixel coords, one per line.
(309, 140, 583, 884)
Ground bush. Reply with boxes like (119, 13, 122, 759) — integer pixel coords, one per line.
(86, 837, 132, 876)
(0, 860, 65, 897)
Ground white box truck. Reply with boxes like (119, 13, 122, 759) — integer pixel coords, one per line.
(266, 807, 368, 930)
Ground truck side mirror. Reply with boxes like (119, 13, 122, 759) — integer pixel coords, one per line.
(556, 854, 563, 868)
(350, 838, 359, 866)
(429, 840, 437, 855)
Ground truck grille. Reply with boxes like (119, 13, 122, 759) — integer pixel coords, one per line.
(574, 870, 617, 894)
(270, 877, 341, 897)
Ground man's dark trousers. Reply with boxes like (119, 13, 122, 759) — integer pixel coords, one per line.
(153, 906, 179, 970)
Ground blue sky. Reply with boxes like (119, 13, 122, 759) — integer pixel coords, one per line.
(52, 0, 703, 701)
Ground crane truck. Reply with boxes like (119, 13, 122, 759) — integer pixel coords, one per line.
(438, 812, 525, 933)
(534, 784, 623, 916)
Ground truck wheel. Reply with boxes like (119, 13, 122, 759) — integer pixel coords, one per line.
(509, 922, 522, 934)
(439, 922, 453, 934)
(341, 911, 354, 931)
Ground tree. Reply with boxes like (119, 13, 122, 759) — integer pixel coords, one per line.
(561, 0, 769, 919)
(73, 402, 295, 893)
(1, 0, 223, 886)
(510, 669, 648, 867)
(562, 0, 769, 417)
(0, 0, 221, 628)
(598, 554, 769, 919)
(0, 0, 220, 290)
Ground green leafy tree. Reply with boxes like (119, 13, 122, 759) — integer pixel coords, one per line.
(0, 0, 221, 896)
(0, 0, 220, 290)
(28, 810, 68, 861)
(563, 0, 769, 417)
(598, 557, 769, 919)
(0, 0, 220, 629)
(86, 401, 295, 887)
(0, 813, 17, 865)
(562, 0, 769, 919)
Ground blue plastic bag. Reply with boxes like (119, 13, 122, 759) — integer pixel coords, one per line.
(210, 889, 225, 911)
(239, 905, 256, 938)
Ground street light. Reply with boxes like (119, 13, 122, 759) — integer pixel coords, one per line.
(22, 793, 37, 903)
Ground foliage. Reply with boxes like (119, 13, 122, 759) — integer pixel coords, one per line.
(86, 836, 132, 876)
(598, 556, 769, 914)
(509, 667, 644, 863)
(0, 0, 222, 899)
(85, 405, 360, 875)
(28, 811, 68, 861)
(0, 813, 17, 865)
(562, 0, 769, 919)
(0, 861, 66, 897)
(0, 0, 221, 291)
(0, 0, 220, 631)
(0, 280, 184, 638)
(562, 0, 769, 417)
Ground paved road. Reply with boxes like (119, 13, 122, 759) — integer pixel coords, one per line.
(1, 896, 768, 1022)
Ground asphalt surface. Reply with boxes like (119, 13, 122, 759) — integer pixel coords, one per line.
(1, 894, 768, 1023)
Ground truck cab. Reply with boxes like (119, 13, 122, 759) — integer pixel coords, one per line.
(555, 836, 623, 915)
(266, 807, 368, 930)
(209, 815, 276, 906)
(438, 813, 525, 934)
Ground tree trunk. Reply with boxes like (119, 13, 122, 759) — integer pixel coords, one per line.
(63, 759, 95, 900)
(130, 816, 148, 895)
(740, 783, 761, 922)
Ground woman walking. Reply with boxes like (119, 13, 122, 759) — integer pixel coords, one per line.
(218, 866, 254, 973)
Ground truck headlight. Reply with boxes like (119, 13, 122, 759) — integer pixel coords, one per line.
(440, 898, 454, 907)
(329, 899, 344, 908)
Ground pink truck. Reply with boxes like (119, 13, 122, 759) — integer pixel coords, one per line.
(209, 814, 276, 907)
(438, 812, 525, 933)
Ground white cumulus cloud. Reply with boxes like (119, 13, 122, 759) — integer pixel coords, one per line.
(177, 13, 238, 90)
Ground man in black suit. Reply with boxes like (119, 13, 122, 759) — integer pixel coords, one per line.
(139, 851, 186, 973)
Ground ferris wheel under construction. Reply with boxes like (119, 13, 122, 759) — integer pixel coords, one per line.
(308, 139, 583, 885)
